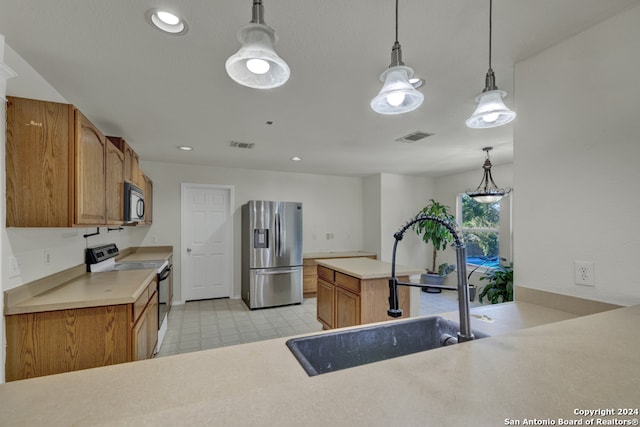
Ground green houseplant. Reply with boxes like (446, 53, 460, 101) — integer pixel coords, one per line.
(479, 263, 514, 304)
(413, 199, 457, 288)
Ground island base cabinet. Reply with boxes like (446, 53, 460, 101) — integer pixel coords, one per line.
(317, 279, 335, 329)
(316, 265, 410, 330)
(335, 287, 360, 329)
(5, 305, 130, 382)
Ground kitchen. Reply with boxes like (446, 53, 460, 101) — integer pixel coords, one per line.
(1, 0, 640, 425)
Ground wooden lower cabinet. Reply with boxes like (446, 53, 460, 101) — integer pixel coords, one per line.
(335, 287, 360, 328)
(5, 280, 158, 382)
(316, 265, 410, 330)
(132, 290, 158, 361)
(316, 278, 335, 328)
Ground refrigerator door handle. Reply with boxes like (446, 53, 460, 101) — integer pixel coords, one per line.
(275, 212, 281, 256)
(256, 269, 300, 275)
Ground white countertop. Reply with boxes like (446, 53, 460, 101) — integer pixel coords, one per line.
(316, 257, 424, 279)
(1, 302, 638, 426)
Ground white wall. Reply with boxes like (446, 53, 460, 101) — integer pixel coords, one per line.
(1, 43, 150, 292)
(379, 173, 434, 268)
(362, 174, 382, 257)
(139, 160, 365, 302)
(513, 3, 640, 305)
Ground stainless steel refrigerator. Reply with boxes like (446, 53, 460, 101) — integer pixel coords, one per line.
(241, 200, 303, 309)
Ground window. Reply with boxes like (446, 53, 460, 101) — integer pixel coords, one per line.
(457, 194, 502, 268)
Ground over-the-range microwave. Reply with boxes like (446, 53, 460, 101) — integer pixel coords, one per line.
(124, 182, 145, 222)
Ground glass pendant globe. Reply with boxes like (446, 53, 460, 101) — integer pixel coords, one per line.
(371, 66, 424, 115)
(225, 23, 290, 89)
(466, 90, 516, 128)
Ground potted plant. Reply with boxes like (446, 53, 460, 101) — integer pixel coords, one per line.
(478, 263, 514, 304)
(413, 199, 457, 291)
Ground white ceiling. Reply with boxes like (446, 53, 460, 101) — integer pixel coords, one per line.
(2, 0, 638, 177)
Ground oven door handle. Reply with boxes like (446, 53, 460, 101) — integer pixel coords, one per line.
(158, 266, 172, 281)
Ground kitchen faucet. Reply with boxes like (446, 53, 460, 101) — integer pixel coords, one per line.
(388, 214, 474, 343)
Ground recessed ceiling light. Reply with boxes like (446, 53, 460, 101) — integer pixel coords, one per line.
(146, 9, 188, 35)
(178, 146, 193, 151)
(291, 156, 302, 161)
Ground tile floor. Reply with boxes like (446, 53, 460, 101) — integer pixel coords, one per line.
(156, 289, 484, 358)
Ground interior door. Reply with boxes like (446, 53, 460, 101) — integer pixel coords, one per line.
(181, 184, 233, 301)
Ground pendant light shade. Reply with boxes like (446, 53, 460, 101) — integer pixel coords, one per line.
(466, 147, 511, 203)
(466, 0, 515, 129)
(371, 0, 423, 115)
(225, 1, 290, 89)
(371, 64, 424, 115)
(466, 89, 516, 129)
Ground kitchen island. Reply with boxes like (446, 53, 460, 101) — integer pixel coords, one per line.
(0, 301, 638, 426)
(314, 257, 423, 329)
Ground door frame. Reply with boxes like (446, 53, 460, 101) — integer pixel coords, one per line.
(180, 183, 235, 303)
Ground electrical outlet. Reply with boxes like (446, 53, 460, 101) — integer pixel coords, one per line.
(9, 256, 21, 278)
(574, 261, 595, 286)
(44, 249, 51, 265)
(151, 235, 158, 244)
(325, 233, 334, 240)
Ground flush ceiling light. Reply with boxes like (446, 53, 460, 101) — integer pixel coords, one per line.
(177, 145, 193, 151)
(225, 0, 290, 89)
(465, 0, 515, 129)
(145, 9, 188, 35)
(466, 147, 511, 203)
(370, 0, 424, 115)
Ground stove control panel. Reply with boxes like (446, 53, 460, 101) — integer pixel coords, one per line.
(85, 243, 120, 265)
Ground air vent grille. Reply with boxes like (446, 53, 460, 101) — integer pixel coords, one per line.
(230, 141, 255, 149)
(395, 131, 434, 143)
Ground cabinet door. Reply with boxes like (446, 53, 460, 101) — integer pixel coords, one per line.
(146, 291, 159, 358)
(75, 111, 106, 225)
(105, 139, 124, 224)
(132, 309, 148, 361)
(5, 97, 74, 227)
(316, 279, 335, 329)
(335, 287, 360, 329)
(143, 175, 153, 224)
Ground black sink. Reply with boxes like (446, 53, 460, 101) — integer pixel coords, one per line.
(286, 316, 489, 376)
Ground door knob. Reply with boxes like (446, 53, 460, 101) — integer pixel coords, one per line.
(187, 248, 192, 253)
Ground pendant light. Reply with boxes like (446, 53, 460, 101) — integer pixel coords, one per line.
(225, 0, 290, 89)
(466, 147, 511, 203)
(370, 0, 424, 115)
(466, 0, 515, 128)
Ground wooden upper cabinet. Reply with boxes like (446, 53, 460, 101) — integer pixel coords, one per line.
(105, 139, 125, 224)
(5, 97, 74, 227)
(108, 136, 143, 189)
(5, 97, 148, 228)
(75, 110, 106, 225)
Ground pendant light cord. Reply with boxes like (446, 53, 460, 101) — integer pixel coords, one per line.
(488, 0, 493, 70)
(395, 0, 399, 43)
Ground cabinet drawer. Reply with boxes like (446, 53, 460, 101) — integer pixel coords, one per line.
(133, 284, 150, 322)
(336, 272, 360, 294)
(317, 265, 335, 282)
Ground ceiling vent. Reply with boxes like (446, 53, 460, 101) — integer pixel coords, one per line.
(395, 131, 434, 143)
(229, 141, 255, 149)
